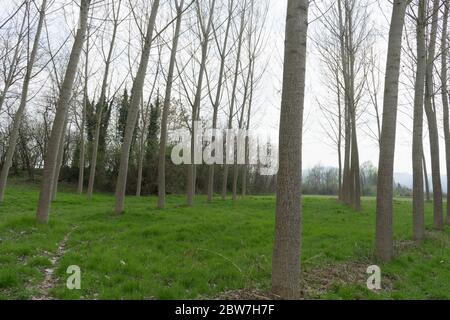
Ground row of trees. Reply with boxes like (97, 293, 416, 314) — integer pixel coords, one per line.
(0, 0, 271, 220)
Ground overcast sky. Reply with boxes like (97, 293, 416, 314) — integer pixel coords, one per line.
(1, 0, 447, 176)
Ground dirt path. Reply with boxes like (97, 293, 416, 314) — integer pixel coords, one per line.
(32, 227, 76, 300)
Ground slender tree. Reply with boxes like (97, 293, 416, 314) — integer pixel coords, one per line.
(77, 27, 90, 195)
(243, 52, 257, 197)
(157, 0, 186, 208)
(336, 0, 368, 211)
(186, 0, 216, 206)
(441, 0, 449, 225)
(232, 54, 252, 201)
(115, 0, 160, 214)
(222, 1, 246, 200)
(241, 0, 267, 198)
(424, 0, 443, 230)
(412, 0, 427, 241)
(206, 0, 234, 203)
(87, 0, 122, 199)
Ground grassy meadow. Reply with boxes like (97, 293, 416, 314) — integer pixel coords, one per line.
(0, 182, 449, 300)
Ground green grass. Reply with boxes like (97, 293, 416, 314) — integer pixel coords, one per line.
(0, 183, 449, 300)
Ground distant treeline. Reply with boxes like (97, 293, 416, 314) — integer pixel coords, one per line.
(0, 89, 278, 196)
(302, 162, 413, 197)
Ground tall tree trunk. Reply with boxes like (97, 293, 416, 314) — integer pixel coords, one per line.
(222, 5, 245, 200)
(375, 0, 408, 262)
(87, 2, 121, 199)
(157, 1, 185, 208)
(233, 50, 253, 200)
(412, 0, 427, 241)
(77, 32, 89, 195)
(272, 0, 309, 300)
(348, 9, 361, 211)
(337, 72, 343, 200)
(115, 0, 159, 215)
(207, 0, 233, 203)
(424, 0, 444, 230)
(337, 0, 352, 205)
(187, 0, 216, 206)
(441, 1, 450, 225)
(0, 0, 47, 203)
(36, 0, 91, 223)
(243, 57, 256, 198)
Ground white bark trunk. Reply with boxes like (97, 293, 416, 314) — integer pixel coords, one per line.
(36, 0, 91, 223)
